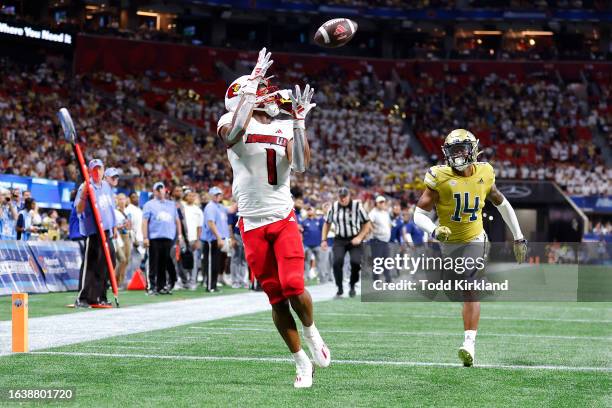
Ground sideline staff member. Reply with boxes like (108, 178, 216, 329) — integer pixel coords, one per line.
(322, 187, 371, 298)
(74, 159, 117, 308)
(143, 182, 183, 295)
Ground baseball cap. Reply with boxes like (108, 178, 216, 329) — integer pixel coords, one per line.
(88, 159, 103, 169)
(338, 187, 350, 197)
(209, 186, 223, 196)
(153, 182, 165, 191)
(375, 195, 386, 203)
(104, 167, 119, 178)
(182, 185, 193, 194)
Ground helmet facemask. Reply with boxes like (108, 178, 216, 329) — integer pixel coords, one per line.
(443, 140, 478, 171)
(253, 81, 281, 117)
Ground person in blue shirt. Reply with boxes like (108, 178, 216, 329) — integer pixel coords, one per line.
(201, 186, 229, 292)
(0, 188, 18, 240)
(73, 159, 118, 308)
(16, 198, 38, 241)
(301, 206, 326, 282)
(389, 202, 404, 277)
(143, 181, 182, 295)
(404, 207, 426, 248)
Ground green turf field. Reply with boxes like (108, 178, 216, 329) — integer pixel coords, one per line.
(1, 298, 610, 407)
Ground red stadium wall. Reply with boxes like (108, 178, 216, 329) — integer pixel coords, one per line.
(75, 34, 611, 91)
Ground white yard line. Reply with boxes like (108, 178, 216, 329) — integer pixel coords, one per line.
(29, 351, 612, 372)
(185, 326, 612, 341)
(318, 312, 612, 324)
(0, 283, 337, 356)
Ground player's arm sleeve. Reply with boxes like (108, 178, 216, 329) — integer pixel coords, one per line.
(423, 167, 438, 190)
(494, 198, 524, 241)
(222, 93, 257, 147)
(413, 207, 437, 236)
(291, 126, 307, 173)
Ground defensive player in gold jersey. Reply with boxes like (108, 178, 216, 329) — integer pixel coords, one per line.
(414, 129, 528, 367)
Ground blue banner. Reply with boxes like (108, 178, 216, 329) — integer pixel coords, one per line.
(571, 196, 612, 213)
(0, 241, 48, 296)
(27, 241, 82, 292)
(0, 173, 75, 210)
(0, 173, 150, 210)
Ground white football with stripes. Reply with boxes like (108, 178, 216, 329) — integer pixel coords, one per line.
(314, 18, 358, 48)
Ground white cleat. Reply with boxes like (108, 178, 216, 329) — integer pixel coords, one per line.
(304, 334, 331, 368)
(458, 342, 475, 367)
(294, 364, 314, 388)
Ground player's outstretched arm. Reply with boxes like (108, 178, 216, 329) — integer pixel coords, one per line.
(220, 47, 273, 146)
(289, 84, 315, 172)
(414, 187, 450, 241)
(487, 184, 527, 263)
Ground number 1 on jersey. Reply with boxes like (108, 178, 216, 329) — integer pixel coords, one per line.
(265, 148, 278, 185)
(452, 192, 480, 222)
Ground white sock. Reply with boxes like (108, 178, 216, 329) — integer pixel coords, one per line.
(464, 330, 477, 344)
(303, 322, 319, 338)
(292, 349, 311, 368)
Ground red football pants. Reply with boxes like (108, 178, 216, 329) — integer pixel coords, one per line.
(239, 211, 305, 304)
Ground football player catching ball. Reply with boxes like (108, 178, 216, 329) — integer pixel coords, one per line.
(217, 48, 330, 388)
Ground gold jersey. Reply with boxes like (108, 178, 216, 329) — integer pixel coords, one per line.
(423, 162, 495, 243)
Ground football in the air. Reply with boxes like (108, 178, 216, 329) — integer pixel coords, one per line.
(313, 18, 358, 48)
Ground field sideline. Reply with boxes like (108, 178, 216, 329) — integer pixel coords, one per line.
(1, 295, 610, 407)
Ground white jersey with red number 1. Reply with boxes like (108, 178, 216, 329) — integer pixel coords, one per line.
(217, 111, 294, 231)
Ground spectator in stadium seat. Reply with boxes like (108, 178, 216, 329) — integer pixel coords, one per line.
(0, 188, 18, 240)
(368, 195, 393, 284)
(201, 186, 229, 292)
(142, 182, 183, 295)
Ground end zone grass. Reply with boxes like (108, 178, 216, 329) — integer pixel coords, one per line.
(1, 299, 610, 407)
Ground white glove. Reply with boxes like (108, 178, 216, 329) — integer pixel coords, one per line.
(242, 47, 273, 95)
(290, 84, 316, 129)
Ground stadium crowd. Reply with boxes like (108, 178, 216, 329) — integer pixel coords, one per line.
(411, 71, 611, 196)
(1, 57, 609, 206)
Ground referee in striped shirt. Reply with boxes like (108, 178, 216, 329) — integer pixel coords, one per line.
(321, 187, 371, 298)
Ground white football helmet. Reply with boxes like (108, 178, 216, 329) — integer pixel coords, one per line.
(224, 75, 292, 118)
(224, 75, 251, 112)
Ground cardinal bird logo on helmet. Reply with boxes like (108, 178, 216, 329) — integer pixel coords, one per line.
(227, 83, 241, 99)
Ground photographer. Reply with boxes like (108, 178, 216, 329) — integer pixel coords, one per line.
(16, 198, 39, 241)
(0, 188, 18, 240)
